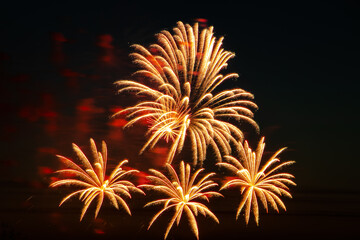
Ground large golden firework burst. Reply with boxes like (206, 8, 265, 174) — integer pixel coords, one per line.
(50, 138, 144, 220)
(217, 137, 296, 225)
(114, 21, 259, 166)
(141, 161, 222, 240)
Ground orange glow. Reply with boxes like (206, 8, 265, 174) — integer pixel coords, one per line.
(108, 118, 128, 127)
(97, 34, 115, 64)
(177, 63, 184, 70)
(49, 176, 60, 184)
(38, 166, 54, 175)
(149, 46, 160, 54)
(110, 106, 125, 114)
(77, 105, 92, 112)
(94, 228, 105, 234)
(76, 98, 105, 114)
(195, 18, 208, 23)
(97, 34, 114, 49)
(195, 18, 208, 27)
(179, 41, 193, 47)
(134, 171, 151, 185)
(145, 55, 163, 71)
(188, 70, 199, 76)
(149, 146, 168, 167)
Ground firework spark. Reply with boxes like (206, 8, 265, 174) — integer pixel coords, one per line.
(217, 137, 295, 225)
(50, 138, 144, 220)
(141, 161, 222, 239)
(114, 21, 258, 166)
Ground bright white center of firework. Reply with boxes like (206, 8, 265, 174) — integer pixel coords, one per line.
(185, 194, 190, 202)
(102, 180, 109, 190)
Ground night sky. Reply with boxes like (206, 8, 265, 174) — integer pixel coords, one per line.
(0, 1, 359, 239)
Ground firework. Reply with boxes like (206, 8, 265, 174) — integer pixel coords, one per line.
(141, 161, 222, 239)
(114, 21, 258, 166)
(51, 138, 144, 220)
(217, 137, 295, 225)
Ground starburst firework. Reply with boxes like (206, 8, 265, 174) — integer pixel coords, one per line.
(114, 21, 258, 166)
(217, 137, 295, 225)
(141, 161, 222, 239)
(51, 138, 144, 220)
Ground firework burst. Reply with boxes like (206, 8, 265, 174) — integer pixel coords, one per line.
(141, 161, 222, 239)
(114, 21, 258, 166)
(50, 138, 144, 220)
(217, 137, 296, 225)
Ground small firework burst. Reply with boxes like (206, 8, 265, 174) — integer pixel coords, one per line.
(218, 137, 296, 225)
(51, 138, 144, 220)
(141, 161, 222, 239)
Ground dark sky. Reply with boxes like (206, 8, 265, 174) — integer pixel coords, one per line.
(0, 0, 359, 239)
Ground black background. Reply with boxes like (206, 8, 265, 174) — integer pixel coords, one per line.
(0, 1, 359, 239)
